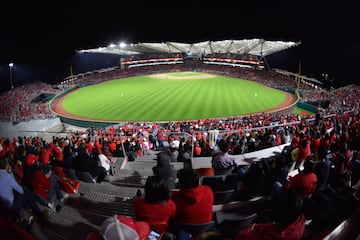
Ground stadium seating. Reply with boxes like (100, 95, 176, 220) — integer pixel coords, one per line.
(174, 221, 215, 239)
(201, 175, 226, 191)
(215, 212, 257, 238)
(213, 189, 235, 205)
(76, 171, 97, 183)
(63, 168, 79, 180)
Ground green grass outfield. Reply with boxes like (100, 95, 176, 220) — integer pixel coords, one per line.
(60, 72, 288, 122)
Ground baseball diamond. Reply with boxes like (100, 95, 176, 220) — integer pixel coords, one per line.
(51, 71, 298, 123)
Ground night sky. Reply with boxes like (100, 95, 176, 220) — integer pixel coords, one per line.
(0, 2, 357, 93)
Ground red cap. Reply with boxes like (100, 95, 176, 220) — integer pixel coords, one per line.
(116, 215, 150, 239)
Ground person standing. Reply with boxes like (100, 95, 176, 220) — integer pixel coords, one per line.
(157, 129, 165, 150)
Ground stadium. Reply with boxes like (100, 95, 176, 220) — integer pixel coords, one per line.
(1, 39, 360, 240)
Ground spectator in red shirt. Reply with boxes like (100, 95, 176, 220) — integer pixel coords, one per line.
(193, 141, 202, 157)
(39, 144, 53, 165)
(0, 137, 9, 157)
(170, 168, 214, 226)
(26, 148, 40, 167)
(133, 175, 176, 235)
(52, 142, 64, 166)
(296, 137, 312, 167)
(157, 129, 165, 149)
(31, 164, 68, 209)
(311, 131, 321, 159)
(284, 155, 318, 198)
(108, 139, 117, 154)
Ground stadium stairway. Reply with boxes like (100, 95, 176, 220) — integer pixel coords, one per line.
(32, 180, 139, 240)
(105, 148, 183, 186)
(32, 150, 165, 239)
(43, 149, 181, 240)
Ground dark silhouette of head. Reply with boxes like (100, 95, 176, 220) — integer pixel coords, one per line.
(177, 168, 199, 189)
(303, 155, 315, 172)
(144, 175, 170, 204)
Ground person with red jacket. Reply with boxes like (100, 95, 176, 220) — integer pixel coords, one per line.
(157, 129, 165, 149)
(170, 168, 214, 226)
(296, 137, 312, 168)
(39, 144, 53, 165)
(284, 156, 318, 198)
(52, 142, 64, 166)
(133, 175, 176, 235)
(31, 164, 68, 209)
(0, 137, 9, 157)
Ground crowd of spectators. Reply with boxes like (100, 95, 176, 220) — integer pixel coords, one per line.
(1, 59, 360, 239)
(0, 81, 58, 122)
(0, 96, 359, 238)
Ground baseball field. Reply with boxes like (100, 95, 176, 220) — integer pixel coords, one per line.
(52, 72, 297, 122)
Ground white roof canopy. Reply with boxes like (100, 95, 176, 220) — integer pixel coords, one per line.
(78, 39, 301, 57)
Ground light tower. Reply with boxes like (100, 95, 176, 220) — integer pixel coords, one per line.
(9, 62, 14, 89)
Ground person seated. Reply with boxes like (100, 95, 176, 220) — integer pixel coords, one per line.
(8, 152, 24, 185)
(212, 143, 238, 175)
(0, 212, 37, 240)
(168, 142, 179, 162)
(193, 141, 202, 157)
(31, 163, 68, 210)
(73, 144, 106, 183)
(283, 155, 318, 198)
(39, 144, 53, 165)
(170, 168, 214, 226)
(261, 155, 289, 197)
(133, 175, 176, 235)
(0, 156, 48, 222)
(234, 161, 265, 201)
(177, 143, 192, 169)
(153, 152, 177, 190)
(92, 148, 111, 175)
(237, 188, 306, 240)
(51, 141, 65, 167)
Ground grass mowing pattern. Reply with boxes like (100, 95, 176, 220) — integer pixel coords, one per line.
(61, 72, 286, 122)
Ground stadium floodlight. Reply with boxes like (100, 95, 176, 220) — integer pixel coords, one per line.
(9, 62, 14, 90)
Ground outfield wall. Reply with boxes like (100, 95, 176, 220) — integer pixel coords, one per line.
(297, 101, 318, 113)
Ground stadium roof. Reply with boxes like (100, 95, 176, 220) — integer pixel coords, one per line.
(78, 39, 301, 57)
